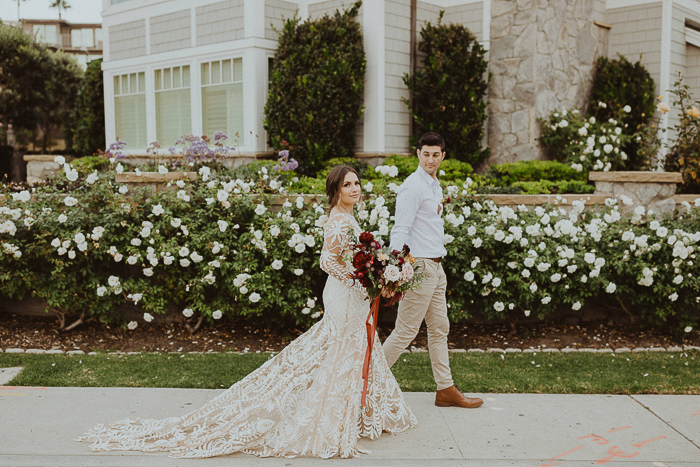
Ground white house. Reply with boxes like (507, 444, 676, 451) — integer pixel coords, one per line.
(100, 0, 700, 164)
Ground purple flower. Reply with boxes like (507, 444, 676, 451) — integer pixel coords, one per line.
(279, 149, 289, 158)
(213, 131, 228, 142)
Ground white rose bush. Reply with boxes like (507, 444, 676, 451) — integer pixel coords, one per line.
(1, 153, 699, 333)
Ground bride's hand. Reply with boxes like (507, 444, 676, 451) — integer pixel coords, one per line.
(380, 287, 393, 298)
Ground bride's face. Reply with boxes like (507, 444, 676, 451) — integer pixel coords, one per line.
(338, 172, 361, 207)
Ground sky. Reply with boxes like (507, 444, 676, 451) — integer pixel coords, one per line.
(2, 0, 103, 23)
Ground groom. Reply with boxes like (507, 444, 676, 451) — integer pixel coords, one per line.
(384, 132, 483, 409)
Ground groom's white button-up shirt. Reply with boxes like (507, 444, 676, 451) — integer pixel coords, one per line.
(389, 165, 447, 258)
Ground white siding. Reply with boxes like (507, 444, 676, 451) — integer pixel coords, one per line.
(265, 0, 297, 41)
(385, 0, 411, 153)
(150, 10, 191, 54)
(308, 0, 363, 24)
(196, 0, 245, 46)
(687, 42, 700, 98)
(671, 4, 700, 126)
(109, 19, 146, 60)
(445, 1, 483, 41)
(606, 3, 663, 95)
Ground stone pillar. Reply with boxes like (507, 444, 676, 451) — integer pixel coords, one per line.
(485, 0, 609, 167)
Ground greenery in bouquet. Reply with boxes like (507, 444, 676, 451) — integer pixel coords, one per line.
(347, 231, 425, 305)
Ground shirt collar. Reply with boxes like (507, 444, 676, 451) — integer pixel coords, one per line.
(416, 164, 440, 187)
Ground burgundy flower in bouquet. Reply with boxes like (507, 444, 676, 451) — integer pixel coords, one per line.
(347, 231, 425, 406)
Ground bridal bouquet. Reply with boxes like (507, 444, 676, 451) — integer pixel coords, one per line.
(347, 231, 425, 406)
(348, 231, 425, 304)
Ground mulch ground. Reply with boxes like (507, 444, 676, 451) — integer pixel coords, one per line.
(1, 313, 698, 354)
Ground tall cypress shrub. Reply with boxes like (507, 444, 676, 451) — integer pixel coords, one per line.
(264, 1, 365, 176)
(72, 59, 105, 156)
(404, 12, 489, 166)
(587, 55, 656, 170)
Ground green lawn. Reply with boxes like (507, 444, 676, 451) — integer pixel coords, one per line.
(1, 351, 698, 394)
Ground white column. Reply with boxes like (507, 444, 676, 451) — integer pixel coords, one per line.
(299, 0, 309, 21)
(190, 57, 203, 138)
(103, 69, 116, 149)
(363, 0, 386, 153)
(242, 49, 269, 153)
(659, 0, 673, 167)
(244, 0, 266, 39)
(145, 65, 157, 149)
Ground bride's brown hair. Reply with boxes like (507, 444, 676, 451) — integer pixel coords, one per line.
(325, 165, 361, 212)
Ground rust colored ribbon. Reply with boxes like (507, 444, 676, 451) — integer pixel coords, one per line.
(361, 295, 381, 407)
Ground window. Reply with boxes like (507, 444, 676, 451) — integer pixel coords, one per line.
(114, 72, 147, 149)
(201, 58, 243, 145)
(71, 29, 95, 48)
(155, 66, 191, 147)
(32, 24, 57, 45)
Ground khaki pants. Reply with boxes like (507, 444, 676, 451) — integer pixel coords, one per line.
(382, 258, 454, 390)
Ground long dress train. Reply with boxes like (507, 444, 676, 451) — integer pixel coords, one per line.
(76, 212, 418, 458)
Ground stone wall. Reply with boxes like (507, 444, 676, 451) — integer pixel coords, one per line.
(485, 0, 609, 168)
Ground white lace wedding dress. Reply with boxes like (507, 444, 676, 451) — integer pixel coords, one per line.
(76, 212, 417, 459)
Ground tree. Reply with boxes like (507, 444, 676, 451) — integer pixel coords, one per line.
(49, 0, 71, 20)
(403, 12, 490, 166)
(264, 1, 366, 176)
(73, 58, 105, 156)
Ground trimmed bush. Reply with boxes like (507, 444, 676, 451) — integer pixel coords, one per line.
(72, 59, 105, 157)
(264, 1, 366, 177)
(486, 160, 586, 187)
(403, 11, 489, 166)
(587, 55, 656, 170)
(511, 180, 596, 195)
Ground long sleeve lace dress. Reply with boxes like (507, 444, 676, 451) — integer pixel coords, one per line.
(76, 212, 417, 459)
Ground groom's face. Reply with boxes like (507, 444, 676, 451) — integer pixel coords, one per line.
(417, 145, 445, 179)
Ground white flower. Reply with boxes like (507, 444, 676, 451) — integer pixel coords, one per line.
(464, 271, 475, 281)
(305, 235, 316, 247)
(294, 269, 304, 276)
(443, 234, 454, 245)
(550, 273, 562, 283)
(190, 252, 203, 263)
(114, 253, 123, 262)
(218, 220, 228, 232)
(472, 238, 483, 248)
(363, 182, 373, 192)
(524, 310, 531, 317)
(669, 292, 678, 302)
(118, 185, 129, 194)
(57, 247, 67, 255)
(115, 163, 124, 174)
(271, 259, 283, 270)
(240, 286, 249, 294)
(295, 243, 306, 253)
(178, 246, 190, 257)
(494, 302, 505, 312)
(158, 165, 168, 175)
(180, 258, 191, 267)
(127, 321, 138, 330)
(385, 265, 401, 282)
(212, 310, 223, 319)
(606, 282, 617, 293)
(130, 293, 143, 304)
(54, 155, 66, 165)
(142, 268, 153, 277)
(572, 301, 582, 310)
(306, 298, 315, 308)
(623, 105, 631, 113)
(217, 189, 229, 203)
(97, 286, 107, 296)
(270, 225, 281, 237)
(51, 238, 61, 248)
(541, 296, 552, 304)
(131, 238, 142, 246)
(603, 144, 613, 154)
(301, 307, 311, 315)
(143, 313, 154, 322)
(255, 204, 267, 216)
(673, 275, 683, 285)
(108, 276, 120, 287)
(152, 204, 165, 216)
(537, 262, 551, 272)
(530, 283, 538, 293)
(522, 269, 531, 278)
(584, 253, 596, 264)
(249, 292, 261, 303)
(524, 257, 535, 268)
(558, 120, 569, 128)
(57, 214, 68, 223)
(176, 190, 190, 202)
(578, 127, 587, 136)
(685, 326, 693, 333)
(183, 308, 194, 318)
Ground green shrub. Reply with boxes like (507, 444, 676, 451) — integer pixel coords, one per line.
(264, 1, 366, 176)
(70, 155, 109, 172)
(403, 11, 489, 166)
(363, 154, 472, 182)
(486, 160, 586, 187)
(588, 55, 655, 170)
(511, 180, 596, 195)
(314, 157, 370, 181)
(663, 73, 700, 194)
(288, 176, 326, 194)
(474, 185, 522, 195)
(72, 59, 105, 157)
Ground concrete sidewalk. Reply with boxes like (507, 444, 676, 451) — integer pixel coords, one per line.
(0, 387, 698, 467)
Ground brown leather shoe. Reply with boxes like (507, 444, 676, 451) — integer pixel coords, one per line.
(435, 385, 483, 408)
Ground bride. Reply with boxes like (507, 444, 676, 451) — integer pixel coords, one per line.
(76, 165, 418, 459)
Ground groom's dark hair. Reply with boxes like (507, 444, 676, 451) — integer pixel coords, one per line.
(325, 165, 361, 212)
(417, 132, 445, 153)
